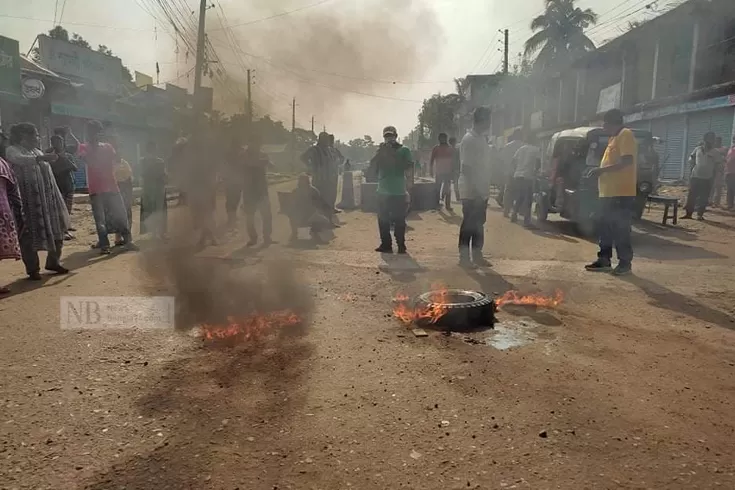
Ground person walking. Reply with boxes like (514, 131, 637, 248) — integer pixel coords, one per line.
(430, 133, 455, 211)
(684, 131, 718, 221)
(0, 133, 23, 293)
(242, 134, 274, 246)
(47, 134, 77, 240)
(509, 135, 541, 228)
(302, 133, 339, 212)
(726, 134, 735, 210)
(79, 121, 136, 254)
(5, 123, 70, 280)
(710, 136, 726, 207)
(585, 109, 637, 276)
(499, 129, 524, 216)
(328, 134, 343, 212)
(368, 126, 412, 254)
(449, 136, 461, 202)
(224, 137, 245, 228)
(458, 107, 494, 268)
(107, 135, 134, 246)
(139, 140, 168, 239)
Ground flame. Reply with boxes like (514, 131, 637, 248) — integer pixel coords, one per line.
(495, 290, 564, 309)
(201, 310, 301, 341)
(392, 283, 451, 325)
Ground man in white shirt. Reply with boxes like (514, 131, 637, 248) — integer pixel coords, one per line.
(498, 129, 523, 216)
(509, 136, 541, 228)
(458, 107, 494, 268)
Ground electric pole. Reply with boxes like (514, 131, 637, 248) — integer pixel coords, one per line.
(291, 97, 296, 167)
(193, 0, 208, 116)
(246, 69, 253, 125)
(503, 29, 509, 75)
(311, 116, 315, 134)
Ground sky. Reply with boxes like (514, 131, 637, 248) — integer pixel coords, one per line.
(0, 0, 660, 141)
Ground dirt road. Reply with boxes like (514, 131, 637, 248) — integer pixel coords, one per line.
(1, 182, 734, 489)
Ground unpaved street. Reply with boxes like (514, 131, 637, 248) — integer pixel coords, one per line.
(1, 181, 735, 489)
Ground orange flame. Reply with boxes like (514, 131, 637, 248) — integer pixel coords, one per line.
(495, 290, 564, 309)
(201, 310, 301, 341)
(392, 283, 451, 325)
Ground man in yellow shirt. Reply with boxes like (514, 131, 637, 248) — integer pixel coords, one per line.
(585, 109, 637, 276)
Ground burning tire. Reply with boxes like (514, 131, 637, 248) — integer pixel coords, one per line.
(414, 289, 496, 330)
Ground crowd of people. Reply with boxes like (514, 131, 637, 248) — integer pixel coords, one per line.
(0, 120, 170, 293)
(684, 132, 735, 220)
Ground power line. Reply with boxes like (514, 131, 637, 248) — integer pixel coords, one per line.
(58, 0, 69, 24)
(0, 13, 153, 31)
(210, 0, 336, 30)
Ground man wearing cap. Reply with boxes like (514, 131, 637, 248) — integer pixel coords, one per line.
(368, 126, 413, 254)
(458, 107, 494, 268)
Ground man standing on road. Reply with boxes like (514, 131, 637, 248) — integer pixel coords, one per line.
(684, 131, 718, 220)
(449, 136, 461, 202)
(242, 133, 274, 247)
(79, 121, 136, 255)
(499, 129, 523, 216)
(725, 134, 735, 210)
(585, 109, 637, 276)
(509, 134, 541, 228)
(430, 132, 455, 211)
(458, 107, 493, 268)
(368, 126, 412, 254)
(301, 132, 339, 212)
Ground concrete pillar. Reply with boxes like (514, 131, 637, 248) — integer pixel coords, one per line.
(574, 70, 581, 122)
(689, 20, 700, 92)
(558, 77, 563, 123)
(652, 38, 660, 100)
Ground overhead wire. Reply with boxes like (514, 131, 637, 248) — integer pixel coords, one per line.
(210, 0, 336, 30)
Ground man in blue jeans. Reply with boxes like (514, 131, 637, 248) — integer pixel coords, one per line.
(78, 121, 137, 255)
(585, 109, 637, 276)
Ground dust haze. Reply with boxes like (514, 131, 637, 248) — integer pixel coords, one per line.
(205, 0, 443, 131)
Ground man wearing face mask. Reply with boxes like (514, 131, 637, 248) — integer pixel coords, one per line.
(367, 126, 413, 254)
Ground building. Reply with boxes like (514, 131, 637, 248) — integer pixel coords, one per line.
(466, 0, 735, 181)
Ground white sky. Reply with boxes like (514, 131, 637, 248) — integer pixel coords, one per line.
(0, 0, 658, 141)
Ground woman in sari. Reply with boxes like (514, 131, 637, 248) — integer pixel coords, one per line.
(0, 132, 23, 293)
(5, 123, 70, 280)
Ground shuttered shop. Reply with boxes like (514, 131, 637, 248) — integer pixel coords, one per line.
(650, 115, 687, 180)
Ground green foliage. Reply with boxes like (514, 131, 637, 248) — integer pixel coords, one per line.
(524, 0, 598, 72)
(335, 135, 377, 163)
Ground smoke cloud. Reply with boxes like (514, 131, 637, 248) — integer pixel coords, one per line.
(204, 0, 443, 131)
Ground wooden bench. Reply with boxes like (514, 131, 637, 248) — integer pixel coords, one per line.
(647, 195, 679, 225)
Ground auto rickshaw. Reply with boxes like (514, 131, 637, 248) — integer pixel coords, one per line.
(534, 127, 656, 234)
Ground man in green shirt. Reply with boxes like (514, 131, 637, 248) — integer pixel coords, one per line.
(368, 126, 412, 254)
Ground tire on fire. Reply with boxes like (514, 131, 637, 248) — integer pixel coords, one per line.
(415, 289, 496, 330)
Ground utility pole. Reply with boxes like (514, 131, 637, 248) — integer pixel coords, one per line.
(193, 0, 208, 116)
(311, 116, 315, 134)
(503, 29, 509, 75)
(246, 69, 253, 125)
(291, 97, 296, 167)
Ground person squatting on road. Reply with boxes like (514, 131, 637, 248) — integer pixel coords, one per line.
(509, 134, 541, 228)
(458, 107, 493, 269)
(5, 123, 70, 280)
(499, 129, 523, 217)
(47, 134, 77, 240)
(726, 134, 735, 210)
(369, 125, 412, 254)
(302, 132, 339, 213)
(430, 132, 455, 211)
(684, 131, 719, 220)
(242, 133, 274, 247)
(79, 121, 136, 255)
(585, 109, 637, 276)
(0, 131, 23, 293)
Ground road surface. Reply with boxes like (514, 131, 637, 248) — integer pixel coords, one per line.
(1, 182, 734, 489)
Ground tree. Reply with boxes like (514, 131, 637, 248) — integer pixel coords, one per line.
(70, 33, 91, 49)
(97, 45, 113, 56)
(524, 0, 598, 72)
(417, 93, 463, 143)
(48, 25, 69, 41)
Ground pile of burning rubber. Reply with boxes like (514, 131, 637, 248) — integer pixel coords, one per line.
(393, 285, 563, 331)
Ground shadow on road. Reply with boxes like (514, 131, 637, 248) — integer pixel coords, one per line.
(623, 275, 734, 331)
(631, 231, 725, 260)
(378, 252, 425, 283)
(438, 209, 463, 226)
(84, 326, 314, 489)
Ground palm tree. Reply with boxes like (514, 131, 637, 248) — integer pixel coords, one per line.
(524, 0, 598, 72)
